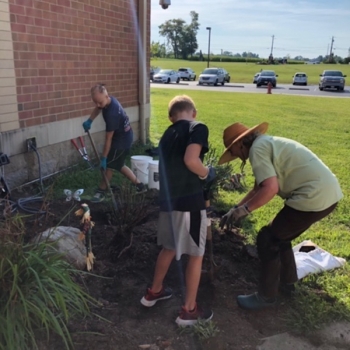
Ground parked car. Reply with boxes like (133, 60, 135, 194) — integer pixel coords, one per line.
(222, 69, 230, 83)
(292, 72, 308, 85)
(153, 69, 180, 84)
(319, 70, 346, 91)
(198, 68, 226, 86)
(253, 72, 260, 83)
(150, 67, 160, 82)
(178, 67, 196, 81)
(256, 70, 278, 87)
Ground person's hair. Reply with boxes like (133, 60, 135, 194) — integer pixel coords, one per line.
(241, 131, 261, 148)
(168, 95, 196, 118)
(91, 83, 107, 95)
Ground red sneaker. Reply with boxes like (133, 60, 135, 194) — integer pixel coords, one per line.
(140, 286, 173, 307)
(175, 304, 213, 326)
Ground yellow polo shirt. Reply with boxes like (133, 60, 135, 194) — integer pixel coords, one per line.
(249, 135, 343, 211)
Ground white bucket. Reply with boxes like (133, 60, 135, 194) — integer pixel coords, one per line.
(148, 160, 159, 190)
(131, 155, 153, 184)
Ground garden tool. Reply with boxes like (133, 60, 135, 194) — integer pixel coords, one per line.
(203, 199, 220, 283)
(86, 131, 118, 215)
(71, 136, 94, 169)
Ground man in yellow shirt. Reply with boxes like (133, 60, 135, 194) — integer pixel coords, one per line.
(218, 122, 343, 310)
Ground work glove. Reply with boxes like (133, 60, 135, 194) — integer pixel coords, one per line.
(200, 166, 217, 201)
(100, 157, 107, 170)
(83, 118, 93, 132)
(219, 205, 250, 230)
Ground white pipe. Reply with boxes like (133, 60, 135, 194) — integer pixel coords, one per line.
(138, 0, 147, 144)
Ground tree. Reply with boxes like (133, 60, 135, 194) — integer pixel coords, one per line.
(158, 11, 200, 59)
(150, 41, 166, 58)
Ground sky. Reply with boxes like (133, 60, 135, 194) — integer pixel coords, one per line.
(151, 0, 350, 59)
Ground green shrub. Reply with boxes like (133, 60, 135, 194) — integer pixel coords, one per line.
(0, 224, 94, 350)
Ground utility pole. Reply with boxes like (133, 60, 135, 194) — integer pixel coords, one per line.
(326, 44, 329, 57)
(270, 35, 275, 56)
(329, 36, 334, 63)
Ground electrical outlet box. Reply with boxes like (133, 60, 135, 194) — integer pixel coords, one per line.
(26, 137, 37, 151)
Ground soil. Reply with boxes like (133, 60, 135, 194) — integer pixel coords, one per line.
(15, 188, 292, 350)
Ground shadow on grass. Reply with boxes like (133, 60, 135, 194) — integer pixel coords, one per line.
(286, 269, 350, 334)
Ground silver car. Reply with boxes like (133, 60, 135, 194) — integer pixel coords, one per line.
(319, 70, 346, 91)
(178, 67, 196, 81)
(292, 72, 308, 86)
(153, 69, 180, 84)
(198, 68, 225, 86)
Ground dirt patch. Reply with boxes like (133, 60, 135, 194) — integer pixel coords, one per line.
(14, 189, 292, 350)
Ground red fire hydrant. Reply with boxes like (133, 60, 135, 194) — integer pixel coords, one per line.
(267, 82, 272, 94)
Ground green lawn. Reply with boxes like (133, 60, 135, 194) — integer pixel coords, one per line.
(150, 87, 350, 331)
(151, 58, 350, 85)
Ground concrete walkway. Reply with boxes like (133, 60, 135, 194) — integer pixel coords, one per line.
(257, 322, 350, 350)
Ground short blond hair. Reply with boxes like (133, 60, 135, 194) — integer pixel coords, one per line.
(168, 95, 196, 118)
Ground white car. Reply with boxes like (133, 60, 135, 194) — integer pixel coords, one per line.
(178, 67, 196, 81)
(153, 69, 180, 84)
(198, 68, 225, 86)
(292, 72, 308, 86)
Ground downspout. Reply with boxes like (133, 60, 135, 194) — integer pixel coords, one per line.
(138, 0, 147, 144)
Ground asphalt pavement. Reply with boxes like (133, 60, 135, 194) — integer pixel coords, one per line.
(151, 80, 350, 98)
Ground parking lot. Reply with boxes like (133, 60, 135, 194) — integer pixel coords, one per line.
(151, 80, 350, 98)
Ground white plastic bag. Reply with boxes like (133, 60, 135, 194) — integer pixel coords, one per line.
(293, 240, 346, 280)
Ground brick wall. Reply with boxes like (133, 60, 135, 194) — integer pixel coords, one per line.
(9, 0, 147, 129)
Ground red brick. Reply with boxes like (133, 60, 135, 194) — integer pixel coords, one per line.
(49, 106, 63, 114)
(31, 93, 48, 102)
(28, 60, 46, 68)
(25, 26, 43, 35)
(40, 99, 55, 108)
(15, 61, 29, 69)
(48, 91, 62, 99)
(30, 77, 46, 85)
(34, 1, 50, 11)
(37, 53, 52, 60)
(17, 94, 32, 103)
(11, 23, 26, 32)
(25, 117, 41, 127)
(56, 113, 69, 121)
(10, 4, 25, 15)
(21, 68, 38, 77)
(44, 28, 59, 37)
(33, 108, 49, 117)
(19, 110, 33, 120)
(50, 4, 65, 14)
(27, 43, 46, 52)
(52, 37, 66, 45)
(26, 8, 42, 18)
(19, 51, 36, 60)
(23, 85, 38, 94)
(42, 114, 57, 124)
(34, 18, 50, 27)
(15, 15, 35, 25)
(13, 42, 28, 51)
(38, 84, 54, 92)
(36, 36, 52, 44)
(55, 98, 68, 106)
(15, 0, 33, 6)
(23, 101, 39, 110)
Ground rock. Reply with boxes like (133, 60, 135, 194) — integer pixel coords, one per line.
(33, 226, 87, 270)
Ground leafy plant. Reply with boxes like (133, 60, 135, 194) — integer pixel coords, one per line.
(0, 219, 94, 350)
(178, 319, 219, 340)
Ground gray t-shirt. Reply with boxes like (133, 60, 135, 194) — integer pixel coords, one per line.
(249, 135, 343, 211)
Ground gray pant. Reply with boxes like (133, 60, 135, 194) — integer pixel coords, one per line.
(257, 203, 338, 298)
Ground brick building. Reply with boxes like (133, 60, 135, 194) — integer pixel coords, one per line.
(0, 0, 150, 187)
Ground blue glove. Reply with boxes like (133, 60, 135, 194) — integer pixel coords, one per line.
(100, 157, 107, 170)
(200, 166, 217, 200)
(82, 119, 93, 132)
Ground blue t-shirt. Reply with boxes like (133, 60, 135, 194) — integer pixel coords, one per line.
(102, 96, 133, 149)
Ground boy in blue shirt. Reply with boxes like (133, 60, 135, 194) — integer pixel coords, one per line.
(83, 84, 145, 202)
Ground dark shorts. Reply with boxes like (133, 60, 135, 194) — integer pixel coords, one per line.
(107, 149, 129, 171)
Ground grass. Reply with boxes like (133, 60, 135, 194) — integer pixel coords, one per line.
(150, 87, 350, 331)
(151, 58, 350, 85)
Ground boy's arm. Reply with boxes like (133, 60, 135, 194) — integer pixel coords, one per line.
(89, 107, 101, 121)
(184, 143, 208, 178)
(102, 131, 114, 158)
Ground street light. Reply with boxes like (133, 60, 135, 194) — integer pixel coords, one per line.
(206, 27, 211, 68)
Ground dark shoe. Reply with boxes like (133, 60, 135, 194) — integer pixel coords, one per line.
(136, 183, 147, 193)
(279, 283, 296, 298)
(90, 189, 106, 203)
(140, 286, 172, 307)
(237, 292, 276, 310)
(175, 304, 213, 326)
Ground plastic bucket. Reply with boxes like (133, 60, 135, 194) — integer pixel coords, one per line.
(148, 160, 159, 190)
(130, 155, 153, 184)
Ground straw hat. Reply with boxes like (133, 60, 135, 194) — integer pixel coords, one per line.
(218, 122, 269, 165)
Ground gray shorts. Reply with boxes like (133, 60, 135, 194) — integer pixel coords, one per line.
(157, 210, 207, 260)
